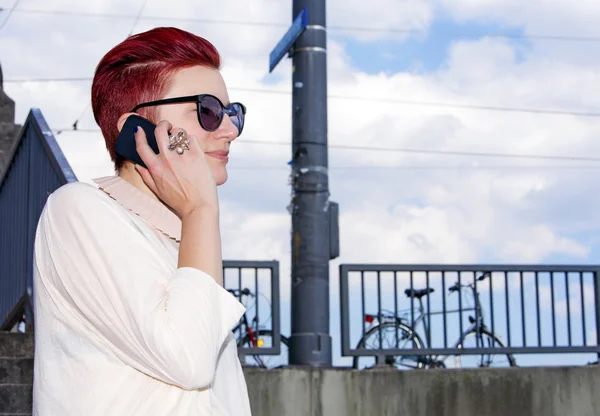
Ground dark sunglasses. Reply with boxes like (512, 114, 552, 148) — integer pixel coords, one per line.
(131, 94, 246, 135)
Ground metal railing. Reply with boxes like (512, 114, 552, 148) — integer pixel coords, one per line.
(223, 260, 283, 364)
(0, 110, 284, 364)
(340, 264, 600, 368)
(0, 109, 77, 330)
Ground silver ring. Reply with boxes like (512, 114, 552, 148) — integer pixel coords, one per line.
(167, 130, 190, 155)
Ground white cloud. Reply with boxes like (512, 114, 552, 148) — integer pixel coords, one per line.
(2, 0, 598, 289)
(434, 0, 600, 70)
(499, 225, 588, 261)
(328, 0, 434, 42)
(341, 201, 477, 263)
(435, 0, 600, 36)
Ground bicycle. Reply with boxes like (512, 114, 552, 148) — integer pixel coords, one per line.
(227, 287, 289, 369)
(353, 272, 517, 370)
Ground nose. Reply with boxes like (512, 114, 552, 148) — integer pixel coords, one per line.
(216, 114, 239, 141)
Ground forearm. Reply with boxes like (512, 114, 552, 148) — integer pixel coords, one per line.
(178, 207, 223, 286)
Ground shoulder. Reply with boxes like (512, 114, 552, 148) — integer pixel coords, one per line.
(37, 181, 150, 252)
(49, 181, 106, 205)
(43, 181, 126, 225)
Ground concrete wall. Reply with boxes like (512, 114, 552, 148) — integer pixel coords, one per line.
(243, 366, 600, 416)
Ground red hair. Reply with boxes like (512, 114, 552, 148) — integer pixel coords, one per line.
(91, 27, 221, 170)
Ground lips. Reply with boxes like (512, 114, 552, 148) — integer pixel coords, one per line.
(205, 151, 229, 162)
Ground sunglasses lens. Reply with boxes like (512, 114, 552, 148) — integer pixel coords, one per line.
(199, 95, 223, 130)
(230, 103, 245, 133)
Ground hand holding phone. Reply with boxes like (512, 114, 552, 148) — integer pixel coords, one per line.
(115, 114, 161, 169)
(117, 117, 220, 217)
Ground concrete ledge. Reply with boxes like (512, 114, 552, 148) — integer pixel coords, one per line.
(0, 334, 34, 359)
(0, 359, 33, 384)
(1, 353, 598, 415)
(0, 384, 32, 414)
(243, 365, 600, 416)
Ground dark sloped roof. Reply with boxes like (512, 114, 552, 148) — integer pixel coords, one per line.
(0, 62, 74, 187)
(0, 108, 77, 188)
(0, 123, 22, 184)
(0, 61, 21, 185)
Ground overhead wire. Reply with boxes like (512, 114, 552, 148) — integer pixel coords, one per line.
(235, 87, 600, 118)
(326, 25, 600, 42)
(5, 77, 93, 83)
(6, 80, 599, 118)
(50, 127, 600, 163)
(9, 8, 284, 27)
(69, 0, 151, 131)
(10, 5, 600, 170)
(5, 7, 599, 119)
(0, 0, 21, 32)
(227, 165, 600, 171)
(5, 8, 600, 42)
(128, 0, 150, 37)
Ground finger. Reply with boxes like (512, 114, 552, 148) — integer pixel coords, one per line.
(161, 129, 194, 164)
(163, 128, 190, 159)
(134, 164, 159, 194)
(154, 120, 174, 153)
(187, 135, 203, 155)
(134, 125, 158, 169)
(178, 134, 198, 156)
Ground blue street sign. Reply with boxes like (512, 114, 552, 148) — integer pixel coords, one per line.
(269, 8, 308, 73)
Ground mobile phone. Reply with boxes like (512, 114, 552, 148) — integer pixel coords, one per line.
(115, 114, 160, 169)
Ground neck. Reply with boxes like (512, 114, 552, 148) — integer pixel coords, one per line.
(118, 162, 160, 201)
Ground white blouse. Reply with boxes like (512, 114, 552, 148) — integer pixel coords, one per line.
(32, 176, 252, 416)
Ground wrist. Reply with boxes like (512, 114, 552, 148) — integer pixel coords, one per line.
(181, 204, 219, 221)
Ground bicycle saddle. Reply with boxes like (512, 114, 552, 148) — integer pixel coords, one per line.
(404, 288, 435, 299)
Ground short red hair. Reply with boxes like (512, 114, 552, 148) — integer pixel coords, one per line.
(91, 27, 221, 171)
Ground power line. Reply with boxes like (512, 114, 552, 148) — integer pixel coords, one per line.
(324, 143, 600, 162)
(233, 87, 600, 117)
(235, 87, 600, 118)
(327, 95, 600, 118)
(299, 141, 600, 162)
(4, 77, 91, 83)
(7, 80, 599, 118)
(51, 128, 600, 163)
(70, 0, 151, 132)
(228, 165, 600, 171)
(8, 8, 600, 42)
(327, 25, 600, 42)
(11, 8, 283, 28)
(0, 0, 21, 32)
(128, 0, 150, 37)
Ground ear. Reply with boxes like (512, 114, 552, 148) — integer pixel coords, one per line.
(117, 112, 138, 132)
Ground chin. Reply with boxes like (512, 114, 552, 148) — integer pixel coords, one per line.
(212, 168, 228, 186)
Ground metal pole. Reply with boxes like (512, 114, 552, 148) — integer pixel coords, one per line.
(594, 271, 600, 362)
(289, 0, 331, 367)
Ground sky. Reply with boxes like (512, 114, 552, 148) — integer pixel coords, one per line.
(2, 0, 600, 368)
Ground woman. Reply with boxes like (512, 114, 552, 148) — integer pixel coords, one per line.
(32, 27, 251, 415)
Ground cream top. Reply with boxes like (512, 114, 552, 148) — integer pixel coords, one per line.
(32, 176, 252, 416)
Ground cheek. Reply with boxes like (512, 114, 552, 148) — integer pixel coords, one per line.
(157, 108, 206, 142)
(192, 130, 212, 152)
(156, 107, 185, 126)
(179, 112, 210, 149)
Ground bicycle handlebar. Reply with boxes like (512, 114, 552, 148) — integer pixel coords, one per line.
(227, 287, 253, 297)
(477, 271, 491, 281)
(449, 272, 491, 293)
(448, 283, 460, 293)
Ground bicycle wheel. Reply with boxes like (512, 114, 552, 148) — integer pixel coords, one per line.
(239, 329, 289, 369)
(353, 321, 425, 370)
(452, 329, 517, 368)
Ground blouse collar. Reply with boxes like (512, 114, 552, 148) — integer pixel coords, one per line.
(92, 176, 182, 242)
